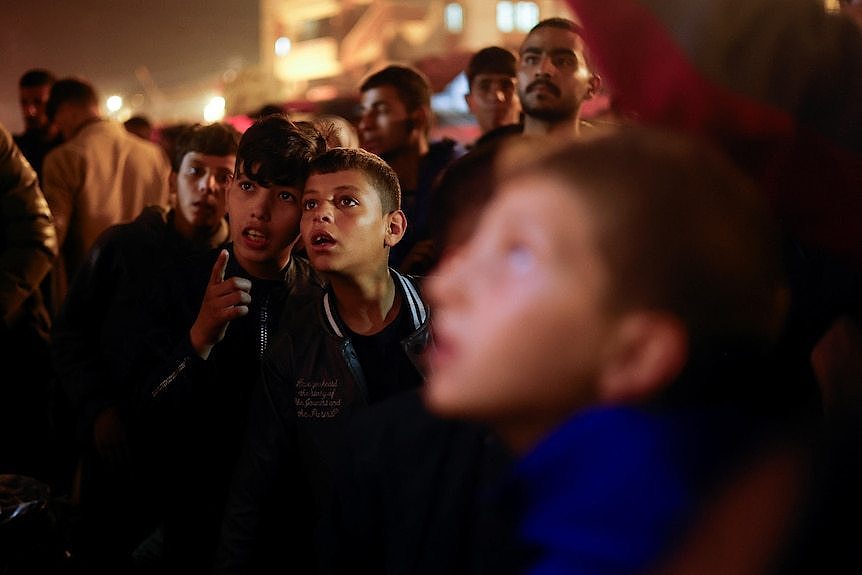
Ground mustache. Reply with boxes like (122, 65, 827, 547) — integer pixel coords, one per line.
(526, 79, 561, 97)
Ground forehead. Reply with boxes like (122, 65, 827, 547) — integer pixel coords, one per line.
(19, 85, 51, 101)
(472, 72, 515, 86)
(180, 151, 236, 168)
(360, 85, 407, 111)
(305, 169, 374, 196)
(520, 26, 582, 56)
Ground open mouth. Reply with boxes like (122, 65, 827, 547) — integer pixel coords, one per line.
(310, 232, 335, 246)
(244, 228, 266, 241)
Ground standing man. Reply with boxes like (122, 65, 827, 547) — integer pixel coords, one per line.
(357, 64, 467, 272)
(41, 77, 171, 315)
(464, 46, 522, 147)
(517, 17, 601, 137)
(14, 68, 63, 181)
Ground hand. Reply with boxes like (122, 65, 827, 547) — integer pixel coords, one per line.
(93, 405, 129, 463)
(189, 249, 251, 359)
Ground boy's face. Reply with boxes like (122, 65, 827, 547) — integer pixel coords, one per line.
(358, 86, 417, 158)
(172, 151, 234, 234)
(426, 173, 619, 450)
(466, 73, 520, 134)
(518, 26, 594, 122)
(301, 169, 399, 278)
(225, 165, 302, 279)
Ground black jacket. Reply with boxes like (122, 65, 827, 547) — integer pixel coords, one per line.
(136, 245, 321, 572)
(215, 270, 431, 574)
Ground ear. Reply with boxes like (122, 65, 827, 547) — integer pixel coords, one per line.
(586, 73, 602, 100)
(383, 210, 407, 248)
(598, 312, 688, 404)
(412, 106, 431, 134)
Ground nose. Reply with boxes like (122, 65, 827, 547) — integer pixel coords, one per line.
(199, 171, 219, 193)
(537, 54, 555, 76)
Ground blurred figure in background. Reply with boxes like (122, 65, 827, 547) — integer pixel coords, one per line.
(313, 113, 359, 149)
(0, 121, 59, 484)
(124, 114, 155, 141)
(41, 77, 171, 317)
(464, 46, 522, 147)
(14, 68, 63, 182)
(357, 64, 467, 272)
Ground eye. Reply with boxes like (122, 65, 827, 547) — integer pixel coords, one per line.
(187, 166, 204, 177)
(278, 189, 297, 202)
(521, 54, 538, 66)
(505, 241, 535, 274)
(338, 196, 358, 208)
(303, 199, 318, 211)
(553, 55, 577, 69)
(215, 172, 234, 185)
(239, 180, 254, 192)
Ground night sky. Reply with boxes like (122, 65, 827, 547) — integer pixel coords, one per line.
(0, 0, 260, 133)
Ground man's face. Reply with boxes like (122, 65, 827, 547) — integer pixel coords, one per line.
(301, 169, 396, 278)
(358, 86, 417, 158)
(19, 84, 52, 132)
(465, 73, 520, 134)
(225, 166, 303, 279)
(425, 173, 618, 451)
(517, 26, 594, 123)
(173, 152, 235, 234)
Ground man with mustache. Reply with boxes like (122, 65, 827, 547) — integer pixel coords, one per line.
(518, 17, 601, 137)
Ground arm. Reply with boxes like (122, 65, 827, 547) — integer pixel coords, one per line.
(0, 123, 57, 327)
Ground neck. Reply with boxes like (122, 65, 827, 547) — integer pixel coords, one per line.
(174, 215, 229, 249)
(330, 268, 399, 336)
(523, 111, 582, 138)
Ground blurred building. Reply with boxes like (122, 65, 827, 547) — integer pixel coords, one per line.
(224, 0, 574, 119)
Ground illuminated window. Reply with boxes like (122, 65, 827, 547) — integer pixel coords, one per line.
(515, 2, 539, 31)
(497, 2, 514, 32)
(497, 1, 539, 32)
(445, 3, 463, 32)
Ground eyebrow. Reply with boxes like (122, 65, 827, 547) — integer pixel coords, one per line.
(303, 184, 363, 195)
(521, 47, 577, 57)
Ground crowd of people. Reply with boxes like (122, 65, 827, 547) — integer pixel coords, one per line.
(1, 0, 861, 573)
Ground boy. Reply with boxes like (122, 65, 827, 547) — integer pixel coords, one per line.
(51, 121, 240, 572)
(134, 115, 327, 573)
(215, 147, 431, 573)
(425, 127, 793, 574)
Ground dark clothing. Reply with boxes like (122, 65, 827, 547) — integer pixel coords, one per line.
(390, 138, 467, 271)
(472, 122, 523, 149)
(137, 246, 321, 573)
(319, 388, 513, 575)
(13, 128, 61, 183)
(50, 206, 229, 569)
(0, 123, 57, 483)
(215, 270, 430, 574)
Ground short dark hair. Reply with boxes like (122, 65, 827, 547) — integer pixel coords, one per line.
(307, 147, 401, 213)
(46, 77, 99, 121)
(359, 65, 431, 114)
(235, 115, 328, 189)
(172, 122, 242, 172)
(19, 69, 56, 89)
(527, 16, 584, 37)
(466, 46, 517, 87)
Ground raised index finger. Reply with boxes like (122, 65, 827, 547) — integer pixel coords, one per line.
(210, 249, 229, 284)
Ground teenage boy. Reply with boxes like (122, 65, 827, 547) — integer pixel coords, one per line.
(215, 147, 431, 574)
(50, 122, 240, 572)
(464, 46, 522, 147)
(425, 127, 797, 574)
(134, 115, 327, 573)
(357, 64, 467, 271)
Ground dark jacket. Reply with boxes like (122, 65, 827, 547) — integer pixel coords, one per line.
(52, 206, 228, 442)
(0, 122, 58, 480)
(136, 246, 321, 572)
(215, 270, 431, 574)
